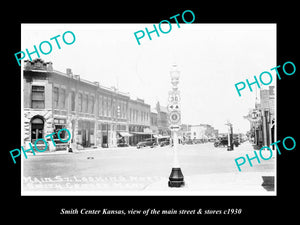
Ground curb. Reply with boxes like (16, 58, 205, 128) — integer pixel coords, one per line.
(144, 172, 275, 195)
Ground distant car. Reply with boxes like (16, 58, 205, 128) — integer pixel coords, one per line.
(183, 139, 194, 145)
(137, 139, 157, 149)
(214, 137, 228, 147)
(193, 139, 206, 144)
(117, 142, 129, 147)
(159, 139, 170, 147)
(214, 137, 240, 148)
(233, 139, 240, 147)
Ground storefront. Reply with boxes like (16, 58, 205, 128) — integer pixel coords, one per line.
(77, 120, 95, 147)
(52, 117, 69, 150)
(128, 126, 153, 146)
(117, 131, 132, 146)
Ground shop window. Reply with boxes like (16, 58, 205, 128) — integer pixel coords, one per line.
(54, 125, 66, 139)
(101, 124, 110, 131)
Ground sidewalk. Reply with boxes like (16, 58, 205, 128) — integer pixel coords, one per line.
(144, 171, 275, 195)
(234, 141, 259, 152)
(26, 146, 138, 156)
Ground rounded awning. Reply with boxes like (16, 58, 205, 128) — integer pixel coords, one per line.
(31, 117, 44, 124)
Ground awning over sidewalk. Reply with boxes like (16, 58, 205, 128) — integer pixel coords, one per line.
(157, 135, 170, 139)
(130, 132, 154, 135)
(118, 132, 133, 137)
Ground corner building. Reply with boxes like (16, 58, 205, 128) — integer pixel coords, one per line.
(23, 59, 132, 150)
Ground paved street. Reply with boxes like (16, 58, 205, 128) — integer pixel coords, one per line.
(22, 141, 275, 195)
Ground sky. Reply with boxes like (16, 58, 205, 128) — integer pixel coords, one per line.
(21, 23, 276, 133)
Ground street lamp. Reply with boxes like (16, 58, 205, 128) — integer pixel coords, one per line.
(168, 64, 185, 188)
(170, 64, 180, 89)
(225, 121, 233, 151)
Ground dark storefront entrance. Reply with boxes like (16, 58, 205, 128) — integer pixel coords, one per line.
(31, 116, 44, 143)
(78, 120, 94, 147)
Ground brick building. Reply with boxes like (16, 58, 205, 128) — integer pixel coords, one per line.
(155, 101, 170, 136)
(23, 59, 153, 150)
(244, 86, 275, 149)
(260, 86, 275, 146)
(128, 98, 151, 146)
(150, 108, 158, 135)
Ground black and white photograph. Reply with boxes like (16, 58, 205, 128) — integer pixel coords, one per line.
(20, 23, 276, 196)
(3, 2, 299, 222)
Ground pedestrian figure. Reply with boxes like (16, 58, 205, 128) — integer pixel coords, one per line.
(67, 141, 73, 153)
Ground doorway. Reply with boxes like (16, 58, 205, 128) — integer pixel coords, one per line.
(82, 129, 90, 147)
(31, 116, 44, 143)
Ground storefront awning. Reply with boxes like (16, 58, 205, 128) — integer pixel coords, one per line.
(130, 132, 154, 135)
(157, 135, 170, 139)
(118, 132, 133, 137)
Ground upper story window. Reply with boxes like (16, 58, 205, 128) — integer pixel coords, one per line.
(60, 88, 66, 109)
(98, 96, 102, 116)
(103, 97, 107, 116)
(83, 94, 88, 113)
(71, 91, 75, 112)
(32, 85, 45, 109)
(53, 87, 59, 109)
(89, 95, 94, 114)
(78, 93, 82, 112)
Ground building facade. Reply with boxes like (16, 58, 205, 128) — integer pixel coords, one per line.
(244, 86, 275, 149)
(260, 86, 275, 147)
(128, 98, 151, 146)
(180, 124, 218, 143)
(155, 102, 170, 136)
(23, 59, 153, 150)
(150, 108, 159, 135)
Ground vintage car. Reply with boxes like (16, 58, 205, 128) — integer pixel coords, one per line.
(214, 137, 228, 147)
(214, 136, 240, 147)
(159, 139, 170, 147)
(182, 139, 194, 145)
(136, 138, 157, 149)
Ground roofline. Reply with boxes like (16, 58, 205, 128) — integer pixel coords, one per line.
(25, 68, 130, 98)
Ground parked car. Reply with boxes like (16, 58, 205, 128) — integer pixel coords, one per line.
(233, 138, 240, 147)
(117, 142, 129, 147)
(214, 137, 228, 147)
(214, 136, 240, 148)
(137, 139, 157, 149)
(159, 139, 170, 147)
(182, 139, 194, 145)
